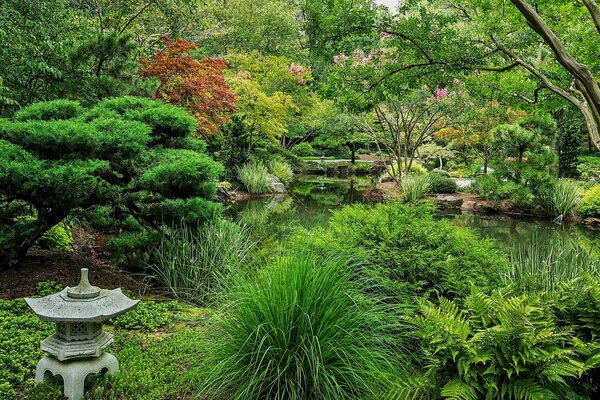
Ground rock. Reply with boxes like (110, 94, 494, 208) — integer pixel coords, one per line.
(435, 194, 463, 208)
(267, 174, 286, 193)
(582, 217, 600, 228)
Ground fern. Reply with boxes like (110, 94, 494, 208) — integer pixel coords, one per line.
(408, 285, 600, 399)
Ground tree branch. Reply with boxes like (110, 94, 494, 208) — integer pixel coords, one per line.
(583, 0, 600, 36)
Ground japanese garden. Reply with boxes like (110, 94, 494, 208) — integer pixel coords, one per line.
(2, 0, 600, 399)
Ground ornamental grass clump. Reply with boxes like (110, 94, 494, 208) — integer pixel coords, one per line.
(536, 179, 581, 222)
(238, 162, 273, 194)
(401, 174, 431, 202)
(505, 235, 600, 292)
(267, 159, 294, 186)
(149, 220, 256, 306)
(201, 250, 396, 400)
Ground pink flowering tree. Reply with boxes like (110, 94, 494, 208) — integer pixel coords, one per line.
(360, 84, 464, 183)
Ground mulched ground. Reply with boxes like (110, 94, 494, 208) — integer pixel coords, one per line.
(0, 249, 154, 300)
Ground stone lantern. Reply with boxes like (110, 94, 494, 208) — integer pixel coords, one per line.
(25, 268, 139, 400)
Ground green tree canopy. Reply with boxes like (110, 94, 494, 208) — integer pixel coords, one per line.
(0, 97, 222, 266)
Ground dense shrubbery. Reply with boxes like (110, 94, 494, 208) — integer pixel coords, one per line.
(291, 141, 315, 156)
(0, 97, 222, 266)
(201, 250, 396, 399)
(307, 202, 506, 303)
(577, 155, 600, 179)
(267, 159, 294, 186)
(428, 170, 457, 193)
(578, 185, 600, 218)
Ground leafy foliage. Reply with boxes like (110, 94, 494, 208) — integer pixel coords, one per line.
(149, 220, 256, 306)
(238, 162, 273, 194)
(578, 185, 600, 218)
(139, 36, 236, 137)
(112, 301, 177, 332)
(429, 171, 458, 193)
(505, 235, 600, 292)
(404, 285, 600, 400)
(267, 159, 294, 186)
(536, 179, 581, 222)
(401, 174, 431, 202)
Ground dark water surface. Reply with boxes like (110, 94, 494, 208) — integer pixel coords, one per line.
(225, 175, 600, 256)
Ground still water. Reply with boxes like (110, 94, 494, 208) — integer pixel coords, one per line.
(225, 175, 600, 257)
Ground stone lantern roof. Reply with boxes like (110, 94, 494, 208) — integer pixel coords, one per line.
(25, 268, 139, 322)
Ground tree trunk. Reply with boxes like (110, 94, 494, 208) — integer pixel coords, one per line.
(2, 211, 66, 267)
(350, 142, 356, 164)
(510, 0, 600, 151)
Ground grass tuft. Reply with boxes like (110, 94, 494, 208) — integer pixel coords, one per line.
(200, 249, 396, 400)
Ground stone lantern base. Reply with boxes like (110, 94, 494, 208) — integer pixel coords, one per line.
(35, 353, 119, 400)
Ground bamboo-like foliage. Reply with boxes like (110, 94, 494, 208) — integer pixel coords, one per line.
(536, 179, 581, 222)
(505, 235, 600, 292)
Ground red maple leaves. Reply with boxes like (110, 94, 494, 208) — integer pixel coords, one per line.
(139, 37, 237, 137)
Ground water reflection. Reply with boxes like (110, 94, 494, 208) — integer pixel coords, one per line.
(225, 175, 600, 256)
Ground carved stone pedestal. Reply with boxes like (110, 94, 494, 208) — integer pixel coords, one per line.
(35, 353, 119, 400)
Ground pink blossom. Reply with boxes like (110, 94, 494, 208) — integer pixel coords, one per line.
(453, 78, 461, 85)
(333, 53, 349, 65)
(380, 32, 393, 40)
(433, 87, 449, 100)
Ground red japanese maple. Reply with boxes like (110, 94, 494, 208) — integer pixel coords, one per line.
(139, 37, 236, 137)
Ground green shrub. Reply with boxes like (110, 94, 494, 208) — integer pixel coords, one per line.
(308, 202, 506, 303)
(578, 185, 600, 218)
(428, 171, 457, 193)
(108, 231, 158, 271)
(201, 250, 396, 400)
(577, 155, 600, 179)
(401, 174, 430, 202)
(536, 179, 581, 221)
(509, 185, 535, 209)
(402, 287, 600, 399)
(0, 96, 222, 266)
(291, 141, 314, 156)
(350, 161, 371, 174)
(267, 159, 294, 186)
(471, 174, 521, 200)
(35, 223, 73, 252)
(149, 220, 256, 306)
(14, 100, 82, 121)
(237, 162, 273, 194)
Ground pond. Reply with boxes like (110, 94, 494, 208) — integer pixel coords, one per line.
(225, 175, 600, 257)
